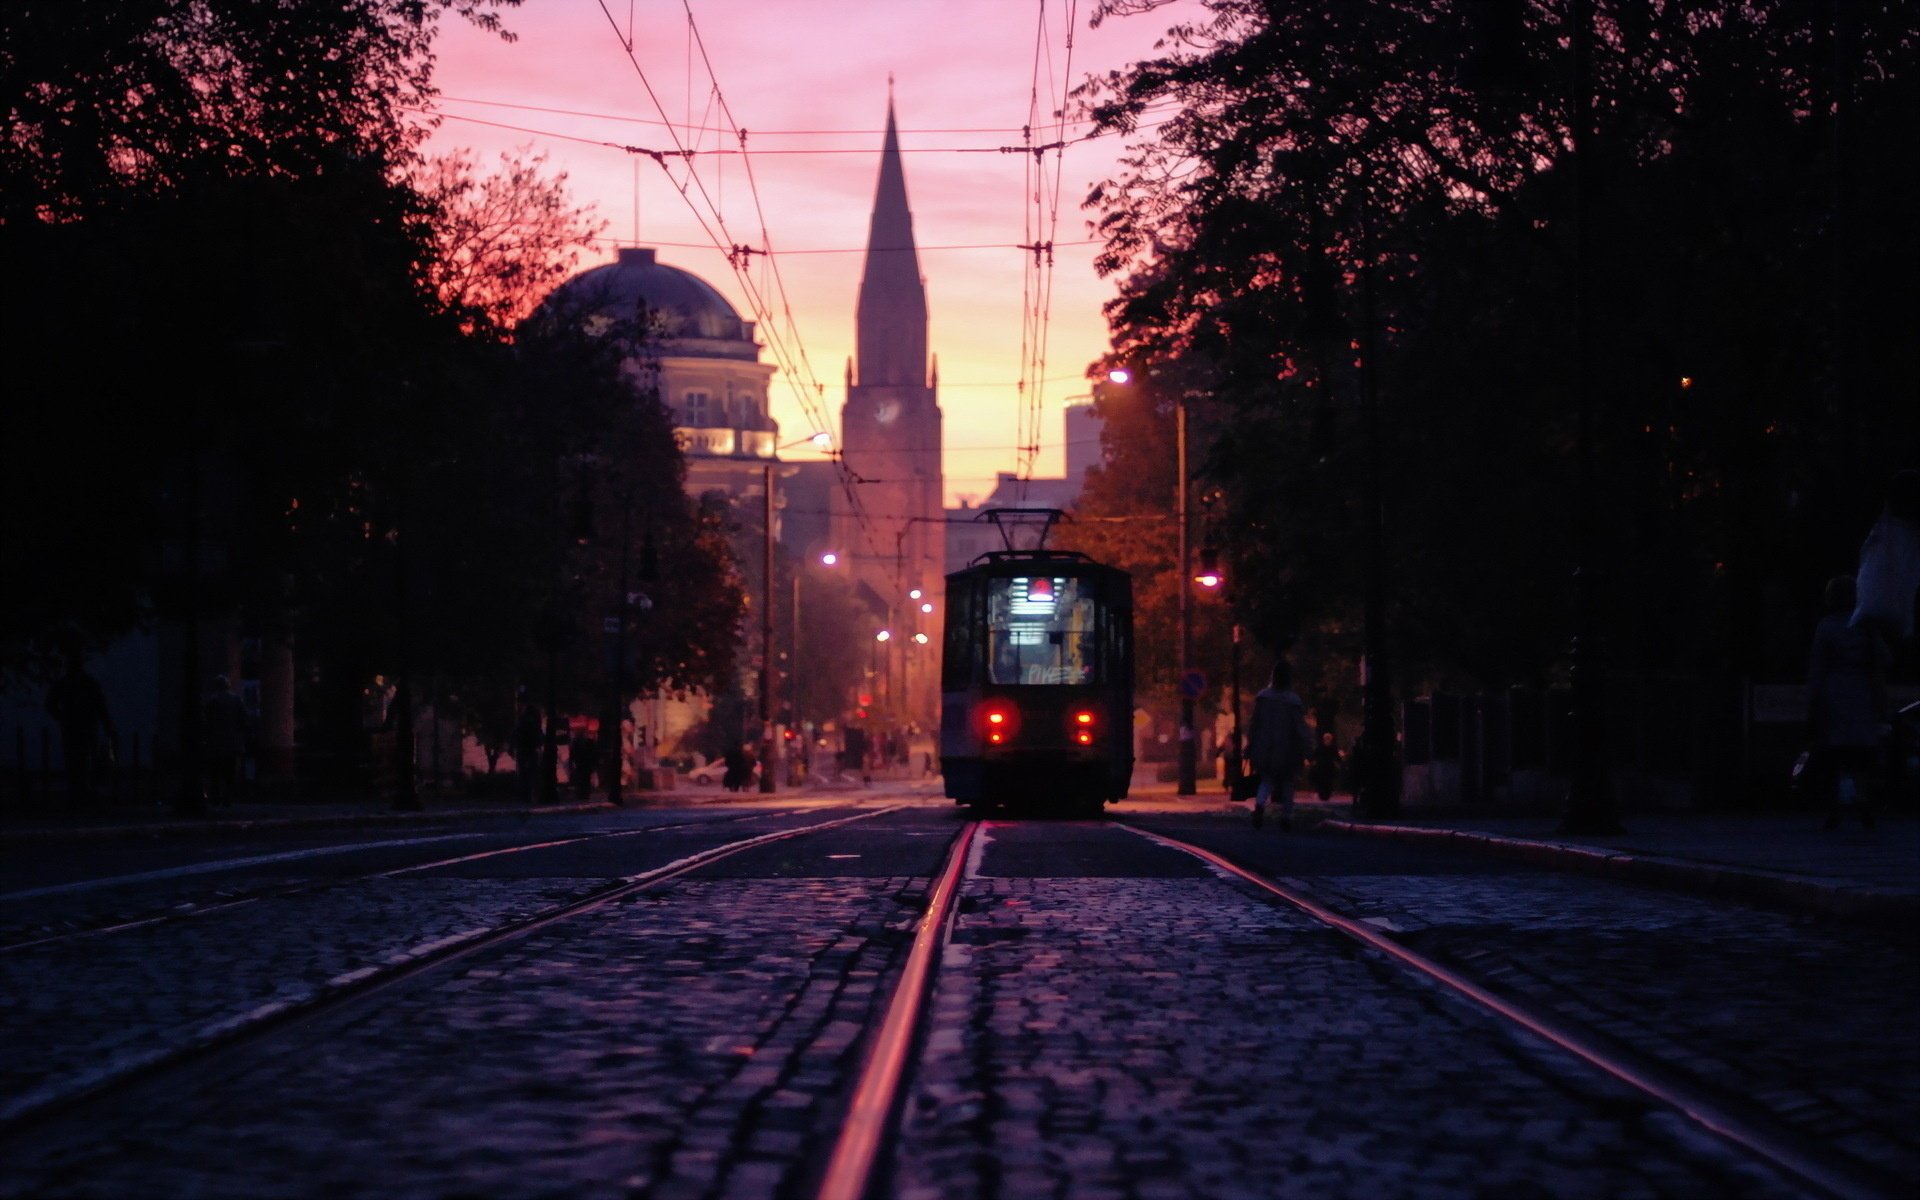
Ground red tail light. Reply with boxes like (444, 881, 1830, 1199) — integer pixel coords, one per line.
(1070, 709, 1096, 744)
(979, 702, 1020, 745)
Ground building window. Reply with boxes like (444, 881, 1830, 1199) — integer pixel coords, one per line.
(685, 390, 711, 427)
(740, 395, 760, 426)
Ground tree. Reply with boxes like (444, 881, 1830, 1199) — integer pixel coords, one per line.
(418, 147, 606, 337)
(0, 0, 519, 680)
(1080, 0, 1920, 721)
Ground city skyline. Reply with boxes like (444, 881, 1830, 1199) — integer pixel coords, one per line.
(424, 0, 1190, 505)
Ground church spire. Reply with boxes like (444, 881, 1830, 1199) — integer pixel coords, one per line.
(855, 97, 928, 388)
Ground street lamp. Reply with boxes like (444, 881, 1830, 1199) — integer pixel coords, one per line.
(1105, 361, 1198, 795)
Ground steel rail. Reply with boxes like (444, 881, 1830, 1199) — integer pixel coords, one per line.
(816, 819, 979, 1200)
(1123, 824, 1891, 1200)
(0, 805, 900, 1137)
(0, 808, 812, 955)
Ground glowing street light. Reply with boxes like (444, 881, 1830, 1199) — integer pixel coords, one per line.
(913, 632, 929, 644)
(820, 552, 839, 567)
(908, 588, 923, 600)
(1193, 548, 1223, 590)
(919, 601, 934, 614)
(1107, 367, 1132, 384)
(875, 629, 892, 643)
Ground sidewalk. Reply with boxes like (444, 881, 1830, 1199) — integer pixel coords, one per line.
(1316, 810, 1918, 921)
(1117, 776, 1917, 919)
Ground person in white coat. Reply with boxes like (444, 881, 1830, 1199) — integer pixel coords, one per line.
(1809, 576, 1889, 829)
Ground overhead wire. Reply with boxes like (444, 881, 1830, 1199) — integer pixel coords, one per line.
(586, 0, 885, 567)
(1013, 0, 1079, 498)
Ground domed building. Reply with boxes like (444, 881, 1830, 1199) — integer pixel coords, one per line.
(546, 246, 783, 499)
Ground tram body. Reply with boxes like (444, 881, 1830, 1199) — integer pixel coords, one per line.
(939, 549, 1133, 811)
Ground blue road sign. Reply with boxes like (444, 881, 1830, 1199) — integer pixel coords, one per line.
(1179, 670, 1208, 699)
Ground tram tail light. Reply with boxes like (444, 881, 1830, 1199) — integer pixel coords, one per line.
(978, 702, 1020, 745)
(1071, 709, 1096, 745)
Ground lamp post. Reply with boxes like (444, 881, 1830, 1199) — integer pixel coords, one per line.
(1193, 535, 1231, 791)
(758, 433, 830, 795)
(760, 462, 778, 793)
(1106, 365, 1197, 796)
(1176, 391, 1197, 796)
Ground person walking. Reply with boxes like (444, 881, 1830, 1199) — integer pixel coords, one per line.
(45, 646, 114, 810)
(1808, 576, 1889, 829)
(202, 675, 250, 809)
(1850, 469, 1920, 646)
(1246, 660, 1312, 830)
(1309, 729, 1342, 802)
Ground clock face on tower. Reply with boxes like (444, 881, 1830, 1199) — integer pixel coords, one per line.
(874, 398, 901, 426)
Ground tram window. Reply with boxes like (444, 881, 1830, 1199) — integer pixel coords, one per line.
(984, 576, 1101, 685)
(942, 579, 980, 691)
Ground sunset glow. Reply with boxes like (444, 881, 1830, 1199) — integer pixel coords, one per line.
(424, 1, 1190, 505)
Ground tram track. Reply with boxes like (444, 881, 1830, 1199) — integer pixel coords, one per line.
(823, 816, 1892, 1200)
(1119, 823, 1892, 1200)
(0, 804, 902, 1138)
(0, 806, 825, 955)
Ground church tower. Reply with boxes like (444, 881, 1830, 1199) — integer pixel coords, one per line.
(834, 96, 944, 728)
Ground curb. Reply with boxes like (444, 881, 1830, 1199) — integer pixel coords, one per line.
(0, 801, 621, 845)
(1317, 819, 1916, 920)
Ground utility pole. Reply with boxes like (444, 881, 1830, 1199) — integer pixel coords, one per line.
(1561, 0, 1620, 834)
(1354, 183, 1400, 820)
(605, 496, 632, 807)
(761, 463, 777, 793)
(174, 453, 206, 817)
(1177, 398, 1197, 796)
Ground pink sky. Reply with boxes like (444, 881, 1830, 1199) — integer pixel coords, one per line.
(424, 1, 1191, 506)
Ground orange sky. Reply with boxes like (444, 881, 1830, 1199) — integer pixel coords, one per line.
(424, 1, 1192, 506)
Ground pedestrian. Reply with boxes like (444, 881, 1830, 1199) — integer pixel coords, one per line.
(45, 643, 114, 810)
(1808, 576, 1889, 830)
(202, 675, 250, 808)
(1309, 729, 1342, 802)
(572, 726, 596, 799)
(722, 742, 749, 792)
(512, 703, 544, 805)
(1850, 469, 1920, 647)
(1245, 660, 1312, 830)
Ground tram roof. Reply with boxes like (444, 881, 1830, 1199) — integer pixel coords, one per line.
(951, 549, 1126, 576)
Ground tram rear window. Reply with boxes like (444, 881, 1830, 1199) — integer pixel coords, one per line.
(985, 576, 1101, 685)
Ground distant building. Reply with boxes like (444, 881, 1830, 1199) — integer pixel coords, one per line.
(543, 246, 808, 754)
(944, 391, 1105, 572)
(547, 246, 784, 508)
(831, 100, 945, 728)
(1065, 397, 1103, 493)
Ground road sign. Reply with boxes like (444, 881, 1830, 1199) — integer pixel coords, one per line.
(1179, 670, 1207, 699)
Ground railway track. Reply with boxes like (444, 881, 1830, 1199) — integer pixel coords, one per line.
(0, 807, 815, 954)
(827, 816, 1892, 1200)
(0, 804, 900, 1136)
(3, 805, 1904, 1198)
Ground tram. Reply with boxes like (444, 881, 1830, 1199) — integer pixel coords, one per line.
(939, 510, 1133, 814)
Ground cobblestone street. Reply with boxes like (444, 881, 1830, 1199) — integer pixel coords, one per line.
(1, 797, 1911, 1198)
(895, 822, 1808, 1200)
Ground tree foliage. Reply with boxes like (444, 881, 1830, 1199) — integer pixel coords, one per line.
(1079, 0, 1920, 712)
(418, 146, 605, 336)
(1, 0, 747, 784)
